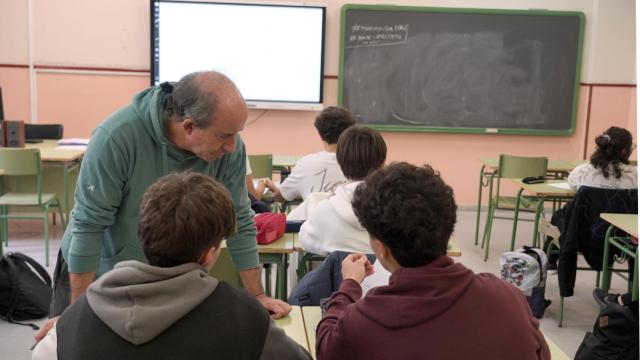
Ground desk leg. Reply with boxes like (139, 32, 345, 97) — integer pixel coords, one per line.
(276, 254, 289, 301)
(261, 253, 289, 301)
(510, 188, 524, 251)
(63, 163, 69, 225)
(264, 264, 272, 298)
(633, 246, 638, 302)
(600, 225, 615, 292)
(532, 198, 545, 248)
(474, 165, 487, 246)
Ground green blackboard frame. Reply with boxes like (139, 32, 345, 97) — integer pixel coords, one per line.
(338, 4, 585, 135)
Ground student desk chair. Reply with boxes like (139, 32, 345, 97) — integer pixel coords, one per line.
(600, 213, 638, 301)
(475, 157, 584, 249)
(211, 235, 295, 301)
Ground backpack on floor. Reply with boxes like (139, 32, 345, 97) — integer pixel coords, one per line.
(575, 300, 639, 360)
(500, 246, 550, 318)
(0, 252, 52, 328)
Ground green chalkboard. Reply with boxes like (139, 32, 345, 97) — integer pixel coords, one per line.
(339, 5, 585, 135)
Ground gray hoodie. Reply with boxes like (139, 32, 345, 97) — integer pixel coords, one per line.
(32, 261, 311, 360)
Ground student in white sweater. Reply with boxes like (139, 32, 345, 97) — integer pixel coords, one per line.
(546, 126, 637, 269)
(265, 107, 355, 202)
(299, 126, 387, 255)
(567, 126, 637, 190)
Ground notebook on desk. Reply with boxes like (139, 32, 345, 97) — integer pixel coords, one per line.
(58, 138, 90, 146)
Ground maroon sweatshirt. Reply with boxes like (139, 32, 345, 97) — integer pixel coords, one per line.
(316, 256, 550, 360)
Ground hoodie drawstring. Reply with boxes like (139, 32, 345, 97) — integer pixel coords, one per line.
(161, 143, 168, 175)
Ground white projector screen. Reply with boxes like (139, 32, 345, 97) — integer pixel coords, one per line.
(151, 1, 326, 110)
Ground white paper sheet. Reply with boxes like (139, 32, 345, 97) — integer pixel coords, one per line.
(548, 182, 572, 190)
(56, 145, 87, 150)
(361, 260, 391, 296)
(57, 138, 90, 145)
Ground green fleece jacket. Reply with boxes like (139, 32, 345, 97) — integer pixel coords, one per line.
(61, 85, 258, 276)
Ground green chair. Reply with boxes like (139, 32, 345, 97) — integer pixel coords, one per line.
(0, 148, 66, 266)
(296, 252, 326, 280)
(481, 154, 548, 261)
(546, 237, 603, 327)
(248, 154, 273, 180)
(208, 246, 243, 288)
(600, 225, 637, 301)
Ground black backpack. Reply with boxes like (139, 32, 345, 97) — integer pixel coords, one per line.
(575, 300, 639, 360)
(0, 252, 52, 328)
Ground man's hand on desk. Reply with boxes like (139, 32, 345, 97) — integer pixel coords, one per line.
(256, 294, 292, 319)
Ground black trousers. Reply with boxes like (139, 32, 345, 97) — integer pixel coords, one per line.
(49, 250, 71, 317)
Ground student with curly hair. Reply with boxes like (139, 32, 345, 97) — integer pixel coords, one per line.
(316, 163, 550, 360)
(265, 107, 355, 202)
(568, 126, 637, 189)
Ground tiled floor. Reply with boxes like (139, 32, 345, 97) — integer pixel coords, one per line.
(1, 210, 632, 359)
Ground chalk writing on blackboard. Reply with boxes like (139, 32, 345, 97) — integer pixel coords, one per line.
(340, 6, 584, 134)
(346, 24, 409, 48)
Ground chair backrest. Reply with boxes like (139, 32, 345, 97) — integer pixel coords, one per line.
(569, 186, 638, 270)
(208, 246, 243, 288)
(0, 148, 41, 176)
(248, 154, 273, 179)
(25, 124, 64, 140)
(498, 154, 548, 178)
(494, 155, 548, 198)
(0, 148, 44, 203)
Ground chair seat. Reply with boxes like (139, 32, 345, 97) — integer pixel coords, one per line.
(492, 195, 540, 211)
(0, 192, 58, 206)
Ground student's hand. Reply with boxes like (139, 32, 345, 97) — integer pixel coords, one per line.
(34, 316, 59, 342)
(341, 254, 375, 283)
(256, 294, 292, 319)
(263, 180, 278, 193)
(255, 181, 267, 200)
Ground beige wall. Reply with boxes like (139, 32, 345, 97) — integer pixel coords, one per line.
(0, 0, 636, 206)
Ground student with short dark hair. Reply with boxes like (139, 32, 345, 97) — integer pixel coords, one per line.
(266, 107, 355, 202)
(316, 162, 550, 360)
(33, 172, 311, 360)
(298, 126, 386, 255)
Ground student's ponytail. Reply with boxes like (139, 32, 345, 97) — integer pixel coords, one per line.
(590, 127, 633, 179)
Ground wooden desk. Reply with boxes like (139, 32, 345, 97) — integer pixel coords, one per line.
(26, 140, 85, 162)
(544, 335, 571, 360)
(261, 233, 295, 300)
(274, 306, 310, 352)
(222, 234, 295, 300)
(272, 154, 300, 171)
(479, 157, 585, 174)
(294, 237, 462, 280)
(25, 140, 85, 219)
(293, 238, 462, 257)
(474, 157, 584, 247)
(301, 306, 322, 359)
(509, 179, 576, 247)
(600, 213, 638, 300)
(601, 213, 638, 237)
(300, 306, 570, 360)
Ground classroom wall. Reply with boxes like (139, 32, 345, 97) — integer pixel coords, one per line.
(0, 0, 635, 206)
